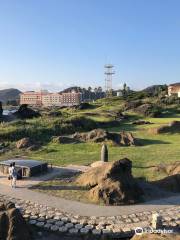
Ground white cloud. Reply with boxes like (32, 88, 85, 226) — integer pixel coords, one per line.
(0, 81, 71, 92)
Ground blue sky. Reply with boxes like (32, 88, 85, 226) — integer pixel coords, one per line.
(0, 0, 180, 91)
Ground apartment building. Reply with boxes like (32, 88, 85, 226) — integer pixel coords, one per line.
(20, 90, 82, 107)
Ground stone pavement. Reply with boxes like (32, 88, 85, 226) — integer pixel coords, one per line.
(0, 183, 179, 217)
(0, 165, 179, 238)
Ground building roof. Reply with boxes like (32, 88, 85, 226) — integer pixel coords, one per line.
(0, 159, 47, 168)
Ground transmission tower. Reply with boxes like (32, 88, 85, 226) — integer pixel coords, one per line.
(104, 64, 115, 97)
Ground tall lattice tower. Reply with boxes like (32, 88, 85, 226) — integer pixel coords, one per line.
(104, 64, 115, 97)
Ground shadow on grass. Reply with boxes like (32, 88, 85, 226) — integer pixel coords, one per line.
(138, 138, 171, 146)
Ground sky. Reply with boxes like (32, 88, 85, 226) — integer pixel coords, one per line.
(0, 0, 180, 92)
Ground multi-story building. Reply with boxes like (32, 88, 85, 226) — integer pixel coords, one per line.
(61, 91, 81, 106)
(20, 90, 49, 106)
(168, 83, 180, 97)
(20, 90, 82, 107)
(42, 93, 62, 107)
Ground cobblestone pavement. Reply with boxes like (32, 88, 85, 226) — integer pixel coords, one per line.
(0, 190, 179, 238)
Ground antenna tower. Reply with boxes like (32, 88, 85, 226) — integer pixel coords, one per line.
(104, 64, 115, 97)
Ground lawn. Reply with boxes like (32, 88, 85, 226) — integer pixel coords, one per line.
(0, 97, 180, 181)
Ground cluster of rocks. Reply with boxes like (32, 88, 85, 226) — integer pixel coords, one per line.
(0, 201, 31, 240)
(0, 194, 179, 239)
(76, 159, 143, 205)
(149, 121, 180, 134)
(16, 137, 39, 150)
(51, 129, 138, 146)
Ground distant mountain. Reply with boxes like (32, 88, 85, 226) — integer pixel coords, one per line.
(0, 88, 21, 103)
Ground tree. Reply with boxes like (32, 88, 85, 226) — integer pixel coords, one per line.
(0, 101, 3, 117)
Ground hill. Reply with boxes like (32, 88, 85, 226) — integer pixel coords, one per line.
(143, 85, 167, 96)
(0, 88, 21, 103)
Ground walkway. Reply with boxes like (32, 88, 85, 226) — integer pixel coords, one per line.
(0, 183, 179, 217)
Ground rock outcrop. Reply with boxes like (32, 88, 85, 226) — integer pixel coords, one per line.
(16, 137, 38, 150)
(16, 137, 32, 149)
(73, 129, 137, 146)
(0, 201, 31, 240)
(76, 158, 143, 205)
(14, 104, 40, 119)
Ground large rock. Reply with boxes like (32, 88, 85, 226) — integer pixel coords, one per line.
(76, 158, 143, 205)
(16, 137, 32, 149)
(0, 201, 31, 240)
(16, 137, 39, 150)
(14, 104, 40, 119)
(73, 129, 137, 146)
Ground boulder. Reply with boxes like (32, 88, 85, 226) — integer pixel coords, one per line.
(14, 104, 41, 119)
(73, 129, 108, 143)
(0, 201, 31, 240)
(52, 136, 79, 144)
(76, 158, 143, 205)
(16, 137, 32, 149)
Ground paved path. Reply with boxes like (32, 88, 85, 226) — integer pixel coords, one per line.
(0, 183, 179, 217)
